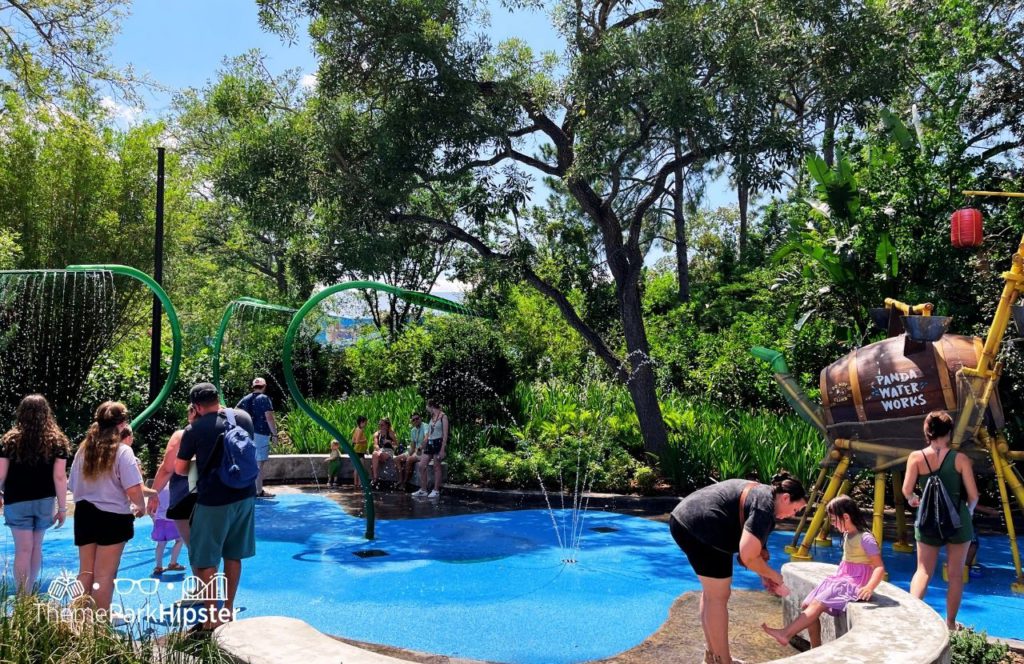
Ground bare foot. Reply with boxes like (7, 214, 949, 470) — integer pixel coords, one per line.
(761, 623, 790, 647)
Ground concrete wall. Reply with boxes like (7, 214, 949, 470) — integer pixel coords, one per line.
(766, 562, 950, 664)
(261, 453, 446, 489)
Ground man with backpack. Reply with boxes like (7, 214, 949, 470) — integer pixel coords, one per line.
(175, 382, 258, 632)
(236, 377, 278, 498)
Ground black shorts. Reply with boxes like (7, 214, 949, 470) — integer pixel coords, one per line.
(669, 515, 733, 579)
(166, 492, 198, 521)
(424, 439, 443, 455)
(73, 500, 135, 547)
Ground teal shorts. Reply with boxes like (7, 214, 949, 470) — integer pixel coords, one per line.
(188, 498, 256, 568)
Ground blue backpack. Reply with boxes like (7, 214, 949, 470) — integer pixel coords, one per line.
(216, 409, 260, 489)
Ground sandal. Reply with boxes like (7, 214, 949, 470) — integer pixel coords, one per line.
(166, 562, 185, 572)
(151, 566, 164, 576)
(256, 490, 276, 498)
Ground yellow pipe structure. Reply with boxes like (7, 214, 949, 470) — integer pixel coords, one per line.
(792, 455, 850, 560)
(883, 298, 933, 316)
(988, 431, 1024, 592)
(786, 466, 828, 555)
(891, 470, 914, 553)
(873, 466, 888, 545)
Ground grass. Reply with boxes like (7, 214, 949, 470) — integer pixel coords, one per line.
(0, 588, 231, 664)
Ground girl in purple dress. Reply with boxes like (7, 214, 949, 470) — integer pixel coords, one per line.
(762, 495, 885, 648)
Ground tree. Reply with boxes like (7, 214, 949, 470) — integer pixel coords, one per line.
(0, 0, 137, 102)
(255, 0, 923, 456)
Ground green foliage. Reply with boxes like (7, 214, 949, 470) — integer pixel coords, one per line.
(419, 315, 516, 423)
(0, 588, 229, 663)
(345, 324, 431, 393)
(949, 628, 1010, 664)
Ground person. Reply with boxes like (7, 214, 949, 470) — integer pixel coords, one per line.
(175, 382, 257, 632)
(148, 404, 199, 547)
(150, 484, 185, 575)
(964, 505, 998, 578)
(761, 495, 885, 648)
(370, 418, 398, 485)
(902, 409, 979, 630)
(236, 377, 278, 498)
(668, 473, 807, 664)
(351, 416, 368, 489)
(413, 400, 448, 499)
(402, 412, 428, 489)
(0, 394, 70, 593)
(324, 439, 342, 488)
(68, 401, 146, 614)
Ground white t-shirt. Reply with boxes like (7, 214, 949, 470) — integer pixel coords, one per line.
(69, 443, 144, 514)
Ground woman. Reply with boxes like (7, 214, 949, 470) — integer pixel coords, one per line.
(148, 404, 198, 548)
(370, 418, 398, 485)
(68, 401, 145, 614)
(669, 473, 807, 664)
(902, 409, 978, 630)
(413, 400, 448, 499)
(0, 394, 70, 593)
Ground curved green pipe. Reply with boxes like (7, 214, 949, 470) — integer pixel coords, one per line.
(66, 264, 182, 432)
(283, 281, 477, 540)
(211, 298, 297, 404)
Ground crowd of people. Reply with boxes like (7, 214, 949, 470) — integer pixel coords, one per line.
(0, 389, 985, 650)
(327, 399, 448, 498)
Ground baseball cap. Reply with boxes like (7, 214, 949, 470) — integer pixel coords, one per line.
(252, 377, 267, 388)
(189, 382, 220, 405)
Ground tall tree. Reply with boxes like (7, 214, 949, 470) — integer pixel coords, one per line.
(257, 0, 915, 455)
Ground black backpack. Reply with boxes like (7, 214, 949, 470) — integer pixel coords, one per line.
(915, 450, 962, 540)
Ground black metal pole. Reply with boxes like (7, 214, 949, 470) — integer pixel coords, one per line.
(147, 147, 165, 475)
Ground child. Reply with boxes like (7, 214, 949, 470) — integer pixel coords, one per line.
(324, 439, 342, 488)
(151, 484, 185, 575)
(762, 495, 884, 648)
(351, 416, 368, 489)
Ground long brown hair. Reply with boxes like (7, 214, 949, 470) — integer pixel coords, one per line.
(0, 394, 69, 464)
(79, 401, 128, 480)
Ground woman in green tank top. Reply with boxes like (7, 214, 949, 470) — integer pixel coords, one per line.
(902, 410, 979, 630)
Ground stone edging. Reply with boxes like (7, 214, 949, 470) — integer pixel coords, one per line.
(767, 561, 950, 663)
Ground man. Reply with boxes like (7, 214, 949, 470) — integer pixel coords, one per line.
(401, 412, 428, 489)
(236, 377, 278, 498)
(175, 382, 257, 632)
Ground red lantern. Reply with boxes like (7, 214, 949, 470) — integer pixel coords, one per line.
(951, 208, 983, 248)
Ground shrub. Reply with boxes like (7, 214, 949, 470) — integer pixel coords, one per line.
(949, 628, 1010, 664)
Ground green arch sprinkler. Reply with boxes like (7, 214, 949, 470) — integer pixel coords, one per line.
(282, 281, 478, 540)
(66, 264, 182, 431)
(212, 297, 297, 404)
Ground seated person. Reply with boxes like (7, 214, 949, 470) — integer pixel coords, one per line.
(370, 418, 399, 485)
(399, 412, 428, 489)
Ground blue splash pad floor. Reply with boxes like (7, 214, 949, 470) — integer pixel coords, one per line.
(2, 493, 1022, 663)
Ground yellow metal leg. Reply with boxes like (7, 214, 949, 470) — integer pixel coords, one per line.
(991, 432, 1024, 592)
(816, 479, 852, 546)
(872, 469, 887, 546)
(787, 466, 828, 555)
(891, 470, 914, 553)
(793, 456, 850, 561)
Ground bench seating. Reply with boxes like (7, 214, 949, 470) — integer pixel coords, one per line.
(766, 561, 950, 664)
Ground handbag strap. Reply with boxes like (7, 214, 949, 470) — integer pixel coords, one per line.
(739, 481, 759, 528)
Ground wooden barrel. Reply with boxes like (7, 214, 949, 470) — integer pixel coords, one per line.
(820, 333, 1000, 464)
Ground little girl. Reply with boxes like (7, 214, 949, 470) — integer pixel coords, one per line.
(151, 484, 185, 575)
(325, 439, 342, 488)
(762, 495, 885, 648)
